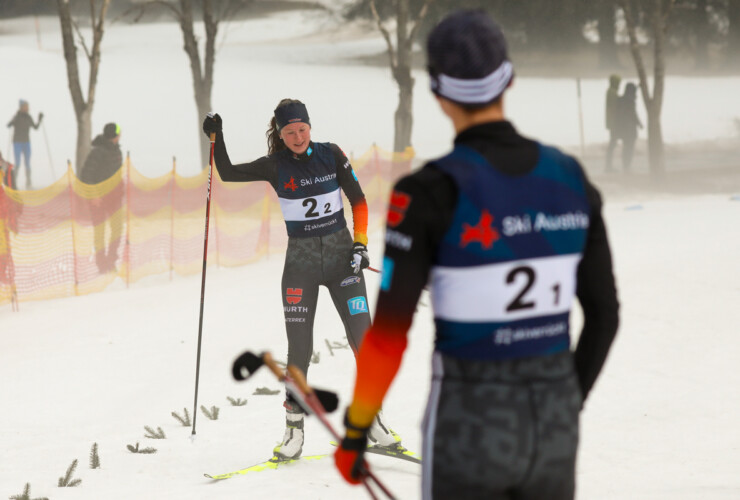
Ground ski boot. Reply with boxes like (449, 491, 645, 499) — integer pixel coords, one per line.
(368, 410, 403, 451)
(272, 400, 305, 461)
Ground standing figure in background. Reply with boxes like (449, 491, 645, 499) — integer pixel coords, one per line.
(616, 82, 642, 170)
(605, 74, 621, 171)
(202, 99, 402, 461)
(334, 9, 620, 499)
(6, 100, 43, 190)
(80, 122, 124, 274)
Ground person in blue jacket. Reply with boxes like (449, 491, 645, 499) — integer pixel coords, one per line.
(7, 100, 43, 189)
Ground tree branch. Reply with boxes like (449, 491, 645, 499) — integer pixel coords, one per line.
(57, 0, 86, 116)
(86, 0, 111, 112)
(126, 0, 184, 23)
(408, 0, 432, 46)
(618, 0, 652, 105)
(370, 0, 397, 70)
(71, 18, 92, 61)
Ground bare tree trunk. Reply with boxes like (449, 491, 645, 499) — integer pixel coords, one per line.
(728, 0, 740, 65)
(693, 0, 710, 69)
(57, 0, 110, 173)
(129, 0, 247, 166)
(147, 0, 219, 167)
(394, 72, 413, 153)
(76, 108, 92, 174)
(597, 0, 619, 69)
(620, 0, 673, 174)
(392, 0, 413, 153)
(371, 0, 431, 153)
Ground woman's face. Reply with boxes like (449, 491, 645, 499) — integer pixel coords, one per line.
(280, 122, 311, 155)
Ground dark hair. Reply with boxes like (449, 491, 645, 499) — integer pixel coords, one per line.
(266, 98, 305, 155)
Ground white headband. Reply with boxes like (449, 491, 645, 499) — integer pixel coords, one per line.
(434, 61, 513, 104)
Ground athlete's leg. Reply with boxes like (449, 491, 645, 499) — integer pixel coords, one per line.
(281, 237, 321, 376)
(326, 271, 370, 353)
(423, 353, 534, 500)
(275, 238, 322, 460)
(514, 374, 580, 500)
(322, 229, 370, 353)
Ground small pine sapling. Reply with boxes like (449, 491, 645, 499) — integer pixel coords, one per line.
(58, 459, 82, 487)
(171, 407, 191, 426)
(253, 387, 280, 395)
(226, 396, 247, 406)
(127, 442, 157, 454)
(200, 405, 220, 420)
(325, 338, 349, 356)
(89, 442, 101, 469)
(9, 482, 49, 500)
(144, 426, 166, 439)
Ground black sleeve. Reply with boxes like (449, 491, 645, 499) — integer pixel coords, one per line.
(574, 178, 620, 402)
(212, 131, 278, 187)
(79, 149, 99, 184)
(372, 166, 456, 333)
(330, 143, 365, 204)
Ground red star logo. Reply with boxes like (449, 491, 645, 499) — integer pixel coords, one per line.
(284, 177, 298, 192)
(460, 210, 500, 249)
(387, 190, 411, 227)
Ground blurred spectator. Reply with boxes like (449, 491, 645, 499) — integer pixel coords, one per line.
(80, 122, 124, 274)
(605, 74, 621, 171)
(615, 83, 643, 170)
(6, 99, 43, 189)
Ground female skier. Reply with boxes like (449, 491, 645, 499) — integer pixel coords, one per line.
(202, 99, 399, 460)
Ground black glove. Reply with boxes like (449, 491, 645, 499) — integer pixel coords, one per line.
(350, 242, 369, 274)
(38, 112, 44, 121)
(202, 112, 222, 137)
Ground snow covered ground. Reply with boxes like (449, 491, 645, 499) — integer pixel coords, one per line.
(1, 8, 740, 500)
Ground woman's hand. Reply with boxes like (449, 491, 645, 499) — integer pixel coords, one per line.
(202, 113, 222, 136)
(350, 242, 369, 274)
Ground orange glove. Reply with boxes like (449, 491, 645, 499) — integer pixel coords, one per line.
(334, 435, 368, 485)
(334, 413, 370, 485)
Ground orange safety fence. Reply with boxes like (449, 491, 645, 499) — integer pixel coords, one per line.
(0, 145, 414, 308)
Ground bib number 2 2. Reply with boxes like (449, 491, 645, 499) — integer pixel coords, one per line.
(302, 198, 331, 218)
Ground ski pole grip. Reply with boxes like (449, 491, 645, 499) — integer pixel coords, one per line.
(209, 132, 216, 143)
(287, 365, 313, 395)
(262, 352, 285, 381)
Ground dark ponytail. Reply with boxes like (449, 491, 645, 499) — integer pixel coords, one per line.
(266, 98, 305, 155)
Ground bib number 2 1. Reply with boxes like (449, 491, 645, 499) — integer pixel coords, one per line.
(505, 265, 561, 313)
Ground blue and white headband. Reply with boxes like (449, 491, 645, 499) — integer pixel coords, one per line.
(432, 61, 513, 104)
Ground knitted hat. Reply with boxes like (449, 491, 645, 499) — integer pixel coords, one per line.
(274, 101, 310, 131)
(104, 122, 120, 139)
(427, 10, 513, 107)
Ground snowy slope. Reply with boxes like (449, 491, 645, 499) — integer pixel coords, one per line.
(2, 196, 740, 499)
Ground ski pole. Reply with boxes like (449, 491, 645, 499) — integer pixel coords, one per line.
(233, 351, 398, 500)
(191, 130, 217, 438)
